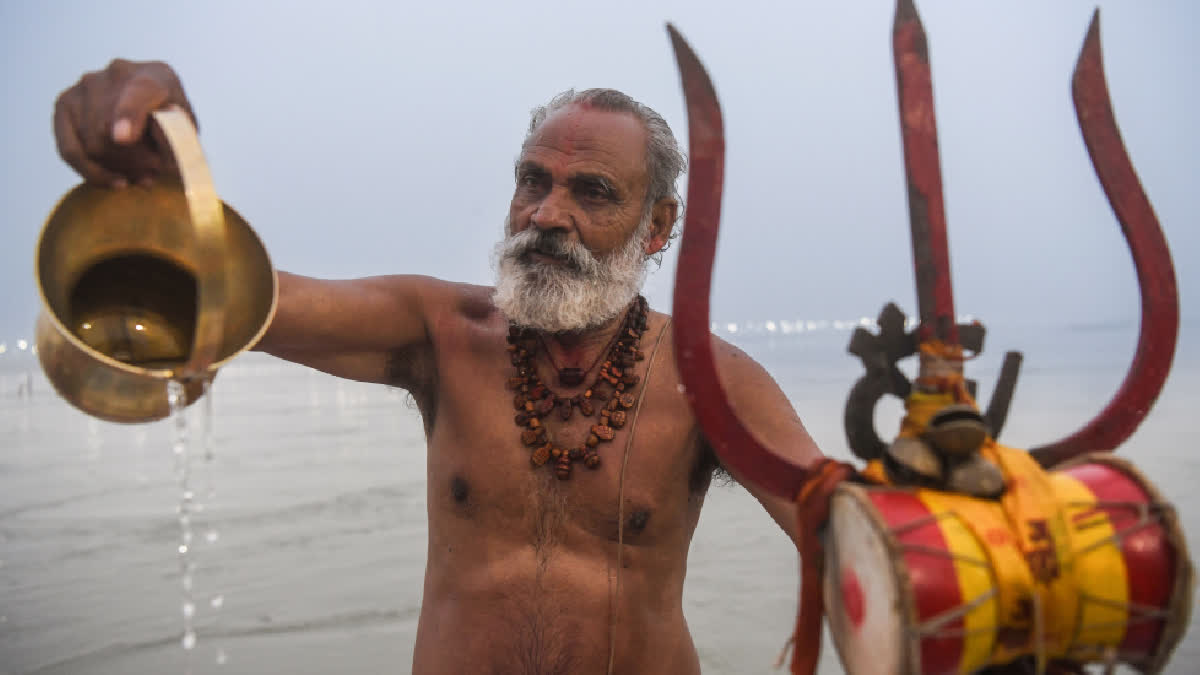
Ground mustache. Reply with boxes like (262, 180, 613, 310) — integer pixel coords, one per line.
(501, 229, 597, 273)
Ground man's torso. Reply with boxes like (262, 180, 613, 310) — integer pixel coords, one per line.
(399, 283, 714, 674)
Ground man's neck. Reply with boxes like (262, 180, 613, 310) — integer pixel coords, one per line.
(533, 300, 637, 371)
(540, 313, 625, 369)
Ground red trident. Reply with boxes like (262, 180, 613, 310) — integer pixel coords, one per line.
(667, 3, 1180, 672)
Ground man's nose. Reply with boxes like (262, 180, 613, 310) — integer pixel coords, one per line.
(531, 187, 573, 231)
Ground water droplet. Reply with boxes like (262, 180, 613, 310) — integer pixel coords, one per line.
(205, 530, 219, 544)
(182, 601, 195, 618)
(210, 594, 224, 609)
(181, 630, 197, 650)
(215, 648, 228, 665)
(178, 544, 189, 554)
(676, 384, 687, 394)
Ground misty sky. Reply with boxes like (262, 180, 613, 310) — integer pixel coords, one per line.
(1, 0, 1197, 344)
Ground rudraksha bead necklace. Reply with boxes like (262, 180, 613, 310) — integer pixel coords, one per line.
(538, 331, 619, 388)
(505, 296, 649, 480)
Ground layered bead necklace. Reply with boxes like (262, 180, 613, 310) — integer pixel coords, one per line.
(505, 296, 649, 480)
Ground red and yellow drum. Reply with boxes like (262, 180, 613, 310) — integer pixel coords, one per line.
(825, 451, 1193, 674)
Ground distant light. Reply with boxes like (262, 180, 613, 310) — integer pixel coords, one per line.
(765, 321, 777, 332)
(726, 323, 738, 333)
(833, 320, 846, 330)
(134, 324, 145, 331)
(82, 322, 92, 330)
(17, 340, 28, 351)
(30, 345, 37, 355)
(710, 322, 719, 332)
(806, 321, 817, 331)
(780, 320, 793, 334)
(859, 317, 873, 327)
(0, 343, 6, 354)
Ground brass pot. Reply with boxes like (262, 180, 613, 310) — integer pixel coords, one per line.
(34, 109, 276, 423)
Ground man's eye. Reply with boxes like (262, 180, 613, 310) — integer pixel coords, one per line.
(580, 183, 613, 201)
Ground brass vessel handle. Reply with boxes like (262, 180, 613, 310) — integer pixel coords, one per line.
(151, 108, 226, 379)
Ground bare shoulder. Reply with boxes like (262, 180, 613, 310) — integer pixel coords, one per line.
(708, 335, 799, 418)
(361, 274, 499, 329)
(649, 316, 808, 450)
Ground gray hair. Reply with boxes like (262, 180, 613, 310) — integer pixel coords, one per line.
(523, 89, 687, 256)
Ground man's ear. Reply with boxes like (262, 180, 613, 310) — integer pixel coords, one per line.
(644, 198, 678, 256)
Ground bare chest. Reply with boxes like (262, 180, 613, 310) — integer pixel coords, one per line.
(423, 319, 704, 550)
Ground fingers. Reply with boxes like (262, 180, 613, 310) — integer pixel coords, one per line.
(51, 59, 195, 186)
(54, 91, 127, 188)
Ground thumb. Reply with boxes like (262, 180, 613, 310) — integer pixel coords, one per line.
(111, 74, 171, 144)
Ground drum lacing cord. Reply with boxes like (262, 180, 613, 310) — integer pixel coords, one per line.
(1066, 499, 1172, 557)
(606, 317, 671, 675)
(772, 457, 863, 675)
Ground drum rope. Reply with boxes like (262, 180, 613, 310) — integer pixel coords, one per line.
(896, 542, 992, 567)
(888, 510, 953, 536)
(1033, 590, 1047, 674)
(915, 589, 998, 636)
(1069, 502, 1170, 557)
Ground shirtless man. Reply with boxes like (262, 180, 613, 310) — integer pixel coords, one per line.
(53, 59, 823, 674)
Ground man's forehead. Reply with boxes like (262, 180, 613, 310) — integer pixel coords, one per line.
(521, 104, 648, 174)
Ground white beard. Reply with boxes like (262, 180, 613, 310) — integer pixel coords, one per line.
(492, 217, 651, 333)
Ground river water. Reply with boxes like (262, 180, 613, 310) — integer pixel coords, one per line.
(0, 318, 1196, 674)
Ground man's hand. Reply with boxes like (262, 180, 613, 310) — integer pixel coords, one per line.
(53, 59, 197, 188)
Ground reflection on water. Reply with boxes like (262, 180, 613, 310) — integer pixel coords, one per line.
(68, 254, 196, 368)
(0, 321, 1196, 675)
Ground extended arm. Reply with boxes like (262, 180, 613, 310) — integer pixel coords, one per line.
(258, 271, 449, 385)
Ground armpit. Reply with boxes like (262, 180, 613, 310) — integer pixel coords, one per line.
(386, 342, 438, 426)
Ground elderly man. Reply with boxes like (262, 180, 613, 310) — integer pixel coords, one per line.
(54, 59, 822, 674)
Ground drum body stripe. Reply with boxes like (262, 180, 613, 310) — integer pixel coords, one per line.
(1059, 461, 1175, 663)
(1047, 471, 1129, 657)
(916, 491, 1000, 673)
(869, 491, 964, 674)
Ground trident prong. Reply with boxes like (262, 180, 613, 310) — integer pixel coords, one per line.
(1030, 10, 1179, 466)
